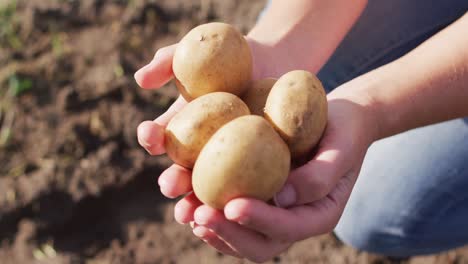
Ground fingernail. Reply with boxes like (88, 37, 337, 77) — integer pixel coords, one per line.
(193, 226, 208, 238)
(139, 136, 152, 148)
(134, 67, 145, 83)
(224, 205, 248, 224)
(274, 183, 296, 208)
(158, 177, 169, 188)
(194, 210, 209, 225)
(142, 143, 155, 155)
(144, 142, 163, 155)
(237, 216, 249, 225)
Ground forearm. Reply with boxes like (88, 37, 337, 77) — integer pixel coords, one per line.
(248, 0, 367, 73)
(338, 13, 468, 140)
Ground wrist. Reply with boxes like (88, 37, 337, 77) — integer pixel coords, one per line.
(327, 75, 386, 144)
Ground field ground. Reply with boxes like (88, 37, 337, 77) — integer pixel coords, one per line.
(0, 0, 467, 263)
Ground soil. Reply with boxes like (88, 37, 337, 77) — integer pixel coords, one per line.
(0, 0, 467, 263)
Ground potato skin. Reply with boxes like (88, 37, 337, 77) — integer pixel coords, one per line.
(165, 92, 250, 168)
(173, 22, 253, 101)
(264, 70, 327, 159)
(241, 78, 277, 116)
(192, 115, 291, 209)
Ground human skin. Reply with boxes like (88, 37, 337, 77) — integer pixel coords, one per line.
(134, 0, 468, 262)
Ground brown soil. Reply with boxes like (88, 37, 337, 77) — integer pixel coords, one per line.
(0, 0, 467, 263)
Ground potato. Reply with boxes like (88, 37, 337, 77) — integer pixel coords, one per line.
(173, 22, 253, 101)
(192, 115, 291, 209)
(165, 92, 250, 168)
(264, 70, 327, 158)
(241, 78, 277, 116)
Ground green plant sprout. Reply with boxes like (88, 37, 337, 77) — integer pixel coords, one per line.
(114, 64, 124, 78)
(8, 74, 32, 96)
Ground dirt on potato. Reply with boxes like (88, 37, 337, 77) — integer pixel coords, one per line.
(0, 0, 467, 263)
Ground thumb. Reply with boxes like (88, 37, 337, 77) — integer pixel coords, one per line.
(274, 147, 348, 208)
(137, 95, 187, 155)
(134, 44, 177, 89)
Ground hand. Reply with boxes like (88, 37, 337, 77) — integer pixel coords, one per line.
(135, 39, 379, 262)
(187, 91, 378, 263)
(135, 37, 300, 197)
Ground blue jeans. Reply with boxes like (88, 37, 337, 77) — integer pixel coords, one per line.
(316, 0, 468, 257)
(263, 0, 468, 257)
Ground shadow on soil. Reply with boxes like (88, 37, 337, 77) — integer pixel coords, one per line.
(0, 163, 169, 256)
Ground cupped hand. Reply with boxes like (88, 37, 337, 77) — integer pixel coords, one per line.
(182, 91, 378, 263)
(135, 38, 292, 198)
(135, 39, 380, 262)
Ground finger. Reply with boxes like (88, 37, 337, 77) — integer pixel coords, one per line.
(154, 95, 187, 127)
(289, 171, 356, 233)
(192, 225, 241, 258)
(158, 164, 192, 198)
(137, 96, 187, 155)
(225, 173, 355, 241)
(194, 205, 279, 263)
(174, 192, 201, 224)
(274, 132, 351, 207)
(134, 44, 177, 89)
(224, 198, 305, 241)
(137, 120, 165, 155)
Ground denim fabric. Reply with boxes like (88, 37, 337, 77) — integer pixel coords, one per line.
(262, 0, 468, 257)
(335, 118, 468, 257)
(317, 0, 468, 92)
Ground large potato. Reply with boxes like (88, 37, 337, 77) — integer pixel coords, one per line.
(264, 70, 327, 158)
(165, 92, 250, 168)
(192, 115, 291, 209)
(241, 78, 277, 116)
(173, 22, 253, 101)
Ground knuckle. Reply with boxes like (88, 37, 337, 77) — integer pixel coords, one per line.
(136, 122, 147, 137)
